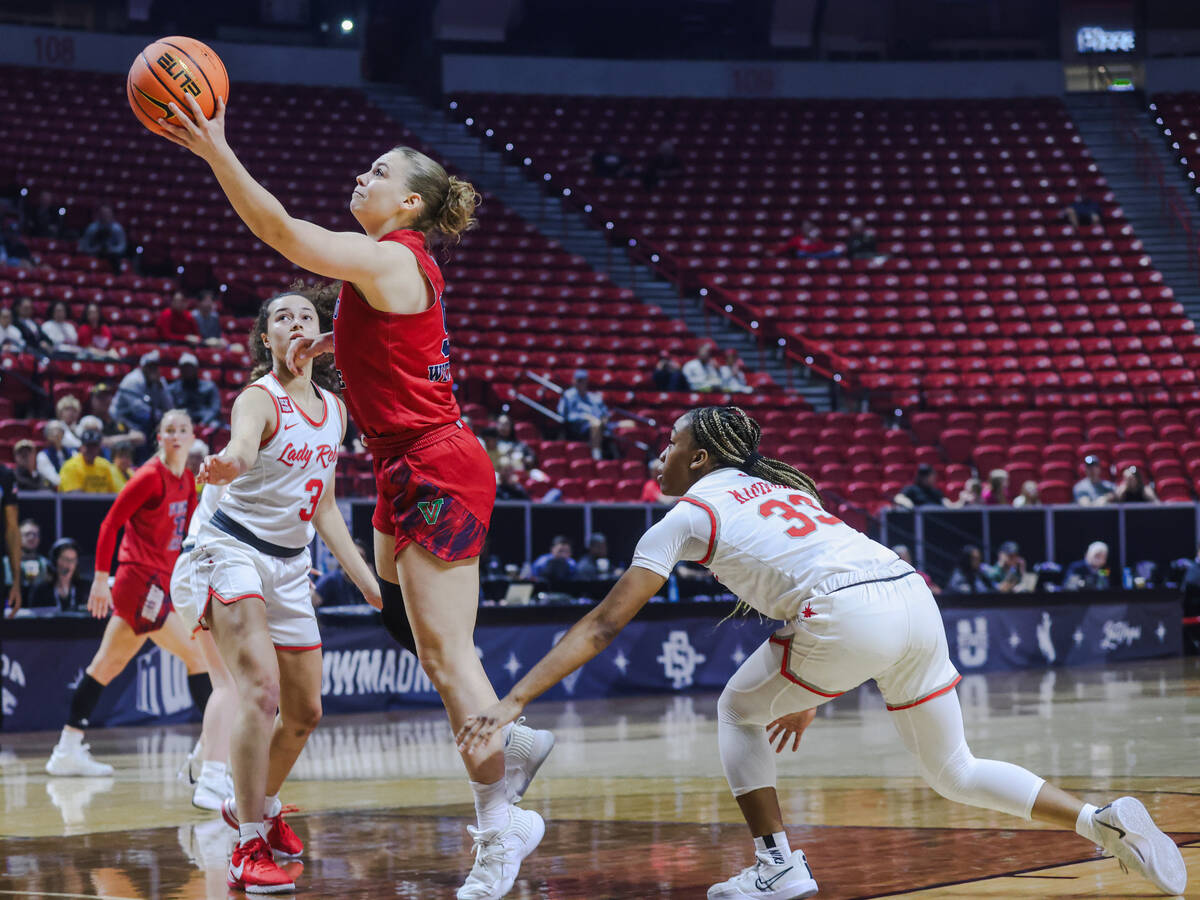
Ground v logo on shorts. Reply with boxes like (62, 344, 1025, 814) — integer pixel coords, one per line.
(417, 498, 444, 526)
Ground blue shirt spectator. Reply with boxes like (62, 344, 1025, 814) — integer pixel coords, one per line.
(111, 351, 173, 449)
(532, 535, 576, 582)
(558, 370, 609, 460)
(169, 353, 221, 427)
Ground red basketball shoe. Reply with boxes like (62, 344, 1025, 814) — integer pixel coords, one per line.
(227, 836, 295, 894)
(221, 798, 305, 857)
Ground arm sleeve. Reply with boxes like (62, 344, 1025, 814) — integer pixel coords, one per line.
(630, 502, 713, 578)
(94, 467, 162, 572)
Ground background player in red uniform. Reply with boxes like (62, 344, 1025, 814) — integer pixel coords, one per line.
(160, 94, 551, 900)
(45, 410, 213, 777)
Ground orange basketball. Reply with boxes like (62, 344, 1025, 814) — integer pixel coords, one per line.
(127, 36, 229, 137)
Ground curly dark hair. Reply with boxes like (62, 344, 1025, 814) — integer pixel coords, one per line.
(248, 281, 341, 392)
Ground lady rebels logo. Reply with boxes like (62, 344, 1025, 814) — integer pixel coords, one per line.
(276, 443, 337, 469)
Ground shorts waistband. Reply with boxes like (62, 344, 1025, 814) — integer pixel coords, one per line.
(211, 509, 307, 559)
(364, 420, 464, 456)
(812, 562, 917, 597)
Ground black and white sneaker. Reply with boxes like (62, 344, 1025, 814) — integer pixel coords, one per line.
(707, 848, 819, 899)
(1094, 797, 1187, 896)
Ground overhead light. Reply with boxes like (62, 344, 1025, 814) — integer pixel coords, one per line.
(340, 18, 354, 33)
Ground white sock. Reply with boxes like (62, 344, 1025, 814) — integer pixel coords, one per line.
(470, 779, 509, 832)
(754, 831, 791, 865)
(1076, 803, 1101, 844)
(59, 727, 83, 749)
(264, 793, 282, 818)
(238, 822, 267, 846)
(199, 760, 227, 782)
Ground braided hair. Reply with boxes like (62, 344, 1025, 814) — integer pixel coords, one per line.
(686, 406, 823, 503)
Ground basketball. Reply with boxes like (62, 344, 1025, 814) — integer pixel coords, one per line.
(126, 36, 229, 137)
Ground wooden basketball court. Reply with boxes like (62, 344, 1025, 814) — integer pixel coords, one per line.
(1, 657, 1197, 898)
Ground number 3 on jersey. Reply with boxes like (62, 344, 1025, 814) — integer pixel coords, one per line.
(299, 478, 323, 522)
(758, 492, 841, 538)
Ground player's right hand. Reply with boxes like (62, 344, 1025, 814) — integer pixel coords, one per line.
(87, 578, 113, 618)
(286, 332, 334, 377)
(197, 453, 243, 485)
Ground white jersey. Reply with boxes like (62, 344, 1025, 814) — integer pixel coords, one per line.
(210, 373, 342, 549)
(631, 467, 904, 621)
(185, 482, 224, 543)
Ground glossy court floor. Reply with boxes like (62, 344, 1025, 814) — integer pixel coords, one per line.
(1, 657, 1197, 899)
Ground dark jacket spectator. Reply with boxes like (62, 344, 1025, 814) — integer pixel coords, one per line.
(1064, 542, 1110, 591)
(575, 533, 623, 580)
(111, 351, 172, 449)
(28, 538, 86, 612)
(78, 206, 127, 269)
(1063, 195, 1102, 229)
(169, 353, 221, 427)
(12, 440, 49, 491)
(1113, 466, 1159, 504)
(16, 519, 50, 603)
(24, 191, 64, 238)
(532, 535, 576, 582)
(13, 297, 51, 355)
(946, 545, 997, 594)
(157, 292, 201, 344)
(845, 217, 879, 259)
(894, 464, 951, 509)
(652, 353, 690, 392)
(1074, 455, 1116, 506)
(641, 139, 682, 190)
(192, 290, 224, 345)
(313, 541, 371, 607)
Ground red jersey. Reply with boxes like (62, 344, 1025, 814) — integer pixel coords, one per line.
(333, 229, 461, 444)
(95, 457, 197, 574)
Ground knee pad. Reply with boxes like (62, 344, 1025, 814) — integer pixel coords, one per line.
(378, 579, 417, 654)
(925, 742, 975, 802)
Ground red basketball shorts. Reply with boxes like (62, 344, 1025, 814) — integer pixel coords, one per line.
(111, 563, 173, 635)
(372, 423, 496, 562)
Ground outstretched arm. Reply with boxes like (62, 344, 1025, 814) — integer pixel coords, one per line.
(197, 386, 274, 485)
(456, 566, 665, 752)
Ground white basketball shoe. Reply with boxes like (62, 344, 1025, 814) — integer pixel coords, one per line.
(1093, 797, 1187, 896)
(456, 805, 545, 900)
(46, 738, 113, 777)
(503, 717, 555, 804)
(708, 849, 819, 900)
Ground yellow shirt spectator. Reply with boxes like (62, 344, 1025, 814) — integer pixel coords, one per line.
(58, 452, 123, 493)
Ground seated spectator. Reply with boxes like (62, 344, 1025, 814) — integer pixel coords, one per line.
(17, 519, 51, 603)
(88, 382, 146, 450)
(28, 538, 86, 612)
(191, 289, 224, 346)
(985, 541, 1029, 594)
(641, 138, 683, 190)
(774, 220, 840, 259)
(157, 291, 201, 344)
(892, 544, 940, 595)
(980, 469, 1009, 505)
(496, 460, 530, 501)
(1113, 465, 1159, 504)
(56, 395, 84, 450)
(24, 190, 63, 238)
(894, 464, 954, 509)
(575, 533, 623, 580)
(78, 205, 127, 271)
(58, 427, 122, 493)
(0, 305, 25, 352)
(1012, 480, 1041, 507)
(1064, 541, 1110, 591)
(558, 369, 610, 461)
(494, 415, 535, 471)
(111, 441, 137, 487)
(13, 297, 51, 355)
(169, 353, 221, 429)
(652, 352, 690, 391)
(40, 300, 79, 356)
(36, 421, 70, 488)
(640, 458, 673, 504)
(718, 348, 753, 394)
(1, 218, 35, 267)
(845, 217, 880, 260)
(12, 440, 49, 491)
(77, 302, 118, 358)
(532, 535, 576, 582)
(314, 541, 372, 607)
(1062, 195, 1102, 229)
(946, 545, 997, 594)
(681, 343, 722, 392)
(957, 477, 982, 506)
(112, 351, 172, 453)
(1073, 455, 1115, 506)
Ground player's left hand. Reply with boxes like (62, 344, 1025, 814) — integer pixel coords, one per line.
(361, 581, 383, 611)
(5, 582, 21, 618)
(766, 708, 817, 753)
(197, 453, 243, 485)
(157, 93, 229, 162)
(456, 697, 524, 755)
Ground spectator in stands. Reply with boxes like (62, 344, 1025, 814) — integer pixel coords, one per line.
(894, 464, 955, 509)
(494, 415, 535, 471)
(36, 421, 69, 489)
(40, 300, 79, 356)
(719, 348, 753, 394)
(946, 545, 997, 594)
(641, 458, 673, 504)
(0, 305, 24, 352)
(111, 441, 136, 488)
(56, 395, 84, 450)
(157, 291, 201, 345)
(652, 351, 691, 391)
(892, 544, 940, 595)
(642, 138, 683, 190)
(111, 351, 172, 451)
(985, 541, 1029, 594)
(532, 535, 576, 582)
(957, 477, 982, 506)
(1073, 455, 1116, 506)
(78, 205, 127, 271)
(559, 369, 610, 461)
(77, 302, 118, 359)
(845, 217, 879, 260)
(575, 533, 623, 581)
(1012, 480, 1041, 507)
(682, 343, 723, 392)
(773, 220, 840, 259)
(314, 541, 372, 608)
(1062, 195, 1102, 230)
(88, 382, 145, 451)
(981, 469, 1009, 505)
(12, 440, 49, 491)
(495, 461, 530, 501)
(191, 289, 223, 346)
(28, 538, 86, 612)
(58, 426, 122, 493)
(17, 519, 50, 603)
(1064, 541, 1110, 591)
(14, 297, 51, 355)
(24, 191, 63, 238)
(1113, 465, 1159, 504)
(1, 217, 35, 267)
(168, 352, 221, 429)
